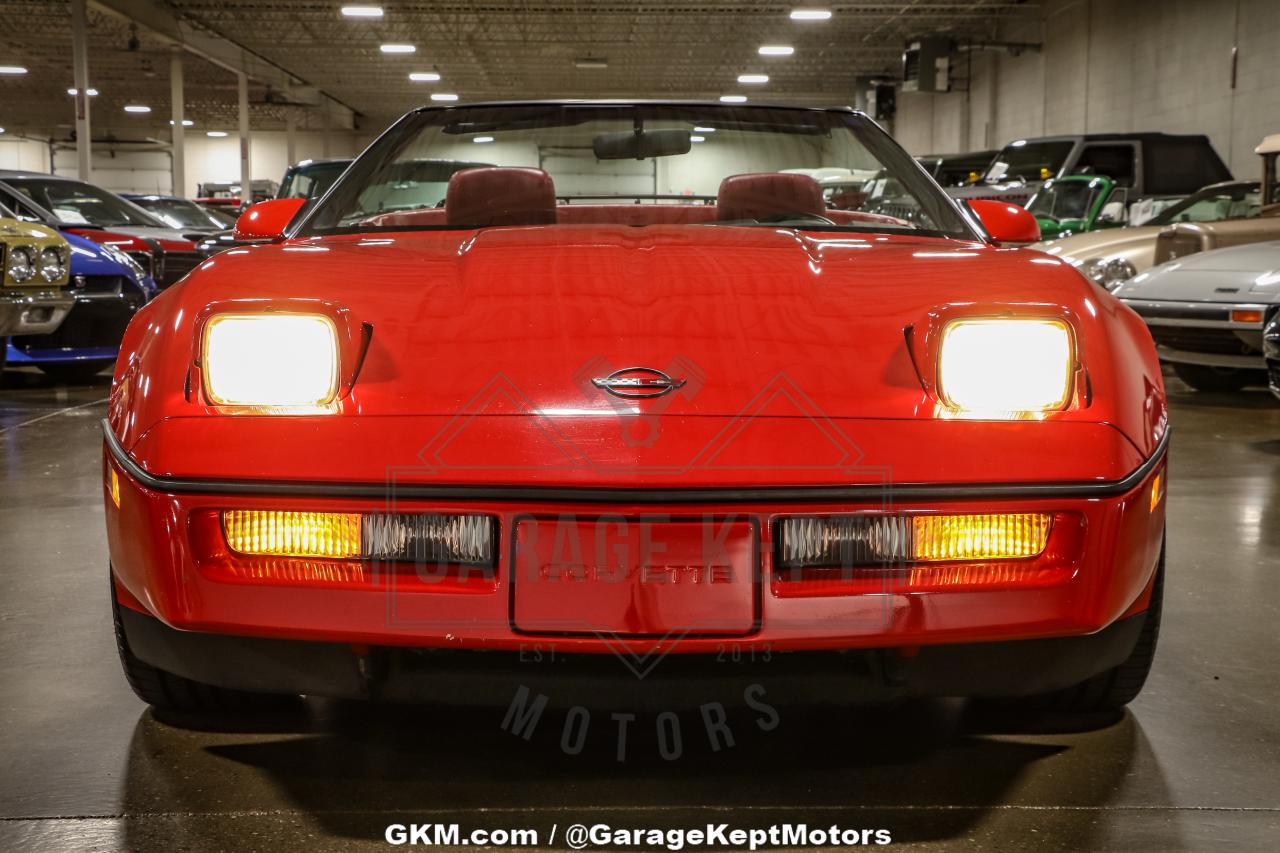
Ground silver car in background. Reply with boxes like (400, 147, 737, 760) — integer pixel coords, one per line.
(1115, 240, 1280, 392)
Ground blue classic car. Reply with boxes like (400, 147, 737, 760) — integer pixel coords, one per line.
(2, 201, 157, 382)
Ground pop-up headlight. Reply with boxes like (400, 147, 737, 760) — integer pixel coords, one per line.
(202, 313, 339, 407)
(938, 318, 1074, 416)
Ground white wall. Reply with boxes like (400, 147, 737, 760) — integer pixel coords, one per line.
(892, 0, 1280, 177)
(13, 129, 375, 198)
(0, 136, 54, 173)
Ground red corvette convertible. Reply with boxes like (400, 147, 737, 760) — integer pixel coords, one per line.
(103, 102, 1167, 715)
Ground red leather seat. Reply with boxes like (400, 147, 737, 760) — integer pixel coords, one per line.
(716, 172, 826, 221)
(445, 167, 557, 227)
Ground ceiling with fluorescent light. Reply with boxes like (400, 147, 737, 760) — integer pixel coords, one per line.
(0, 0, 1034, 139)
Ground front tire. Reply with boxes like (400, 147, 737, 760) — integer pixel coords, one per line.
(1172, 362, 1253, 392)
(1041, 546, 1164, 713)
(111, 574, 295, 713)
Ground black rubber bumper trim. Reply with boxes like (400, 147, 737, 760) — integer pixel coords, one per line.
(118, 604, 1148, 703)
(102, 418, 1169, 504)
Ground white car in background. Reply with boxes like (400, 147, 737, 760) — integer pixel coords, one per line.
(1115, 240, 1280, 392)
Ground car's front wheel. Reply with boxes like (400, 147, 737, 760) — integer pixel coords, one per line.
(111, 575, 296, 714)
(1172, 363, 1256, 392)
(1041, 546, 1164, 713)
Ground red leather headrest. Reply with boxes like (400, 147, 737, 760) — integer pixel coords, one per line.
(717, 173, 826, 221)
(446, 167, 556, 227)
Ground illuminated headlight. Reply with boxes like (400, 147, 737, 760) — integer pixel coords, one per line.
(7, 245, 35, 283)
(202, 313, 339, 407)
(39, 246, 66, 283)
(1082, 256, 1136, 290)
(938, 318, 1074, 415)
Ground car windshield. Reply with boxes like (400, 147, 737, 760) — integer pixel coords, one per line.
(301, 104, 973, 238)
(6, 178, 164, 228)
(983, 141, 1075, 183)
(135, 198, 225, 229)
(279, 162, 352, 200)
(1027, 179, 1104, 221)
(1147, 183, 1262, 225)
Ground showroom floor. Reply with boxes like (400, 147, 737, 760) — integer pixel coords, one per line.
(0, 367, 1277, 852)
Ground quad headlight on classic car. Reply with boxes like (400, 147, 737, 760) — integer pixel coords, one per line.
(938, 318, 1074, 415)
(1081, 256, 1137, 290)
(202, 313, 339, 407)
(39, 245, 68, 284)
(221, 510, 496, 565)
(7, 244, 36, 283)
(779, 513, 1052, 567)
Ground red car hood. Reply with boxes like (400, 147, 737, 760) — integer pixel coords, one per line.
(173, 226, 1105, 420)
(114, 225, 1164, 484)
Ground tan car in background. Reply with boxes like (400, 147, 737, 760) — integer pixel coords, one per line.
(1036, 134, 1280, 289)
(0, 216, 73, 357)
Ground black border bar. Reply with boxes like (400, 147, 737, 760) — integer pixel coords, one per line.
(102, 418, 1168, 503)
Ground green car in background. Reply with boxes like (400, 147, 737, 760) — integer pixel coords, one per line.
(1027, 175, 1127, 240)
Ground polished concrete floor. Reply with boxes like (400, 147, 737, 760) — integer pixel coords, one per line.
(1, 365, 1278, 852)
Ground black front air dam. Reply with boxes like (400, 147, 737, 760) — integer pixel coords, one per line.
(118, 605, 1147, 707)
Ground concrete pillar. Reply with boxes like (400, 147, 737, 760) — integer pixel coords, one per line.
(70, 0, 92, 181)
(237, 72, 251, 205)
(170, 50, 185, 197)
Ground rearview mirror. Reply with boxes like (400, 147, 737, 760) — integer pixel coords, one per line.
(593, 129, 691, 161)
(967, 199, 1041, 244)
(233, 197, 306, 242)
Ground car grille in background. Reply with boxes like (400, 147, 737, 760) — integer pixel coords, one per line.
(1154, 231, 1203, 264)
(1150, 326, 1260, 356)
(11, 290, 142, 351)
(158, 251, 204, 287)
(72, 275, 125, 296)
(1129, 303, 1231, 322)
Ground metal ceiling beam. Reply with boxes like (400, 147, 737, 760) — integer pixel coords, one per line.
(89, 0, 358, 129)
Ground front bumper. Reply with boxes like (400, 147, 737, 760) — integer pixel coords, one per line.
(117, 600, 1149, 702)
(7, 276, 144, 362)
(0, 288, 74, 337)
(105, 421, 1168, 660)
(1123, 298, 1267, 369)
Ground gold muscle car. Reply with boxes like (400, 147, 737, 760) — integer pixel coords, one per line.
(0, 215, 74, 339)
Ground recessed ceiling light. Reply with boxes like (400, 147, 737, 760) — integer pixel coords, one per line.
(737, 73, 769, 84)
(123, 104, 151, 113)
(790, 8, 832, 20)
(430, 93, 458, 101)
(67, 87, 99, 96)
(574, 58, 608, 69)
(759, 45, 795, 56)
(719, 95, 747, 103)
(380, 43, 416, 54)
(341, 5, 383, 16)
(408, 71, 441, 82)
(206, 130, 228, 137)
(0, 65, 28, 75)
(473, 136, 494, 143)
(690, 135, 706, 143)
(694, 126, 716, 132)
(0, 128, 5, 134)
(169, 119, 194, 126)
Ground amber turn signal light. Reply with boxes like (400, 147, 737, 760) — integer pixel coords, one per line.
(778, 512, 1052, 567)
(222, 511, 362, 559)
(1230, 309, 1264, 324)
